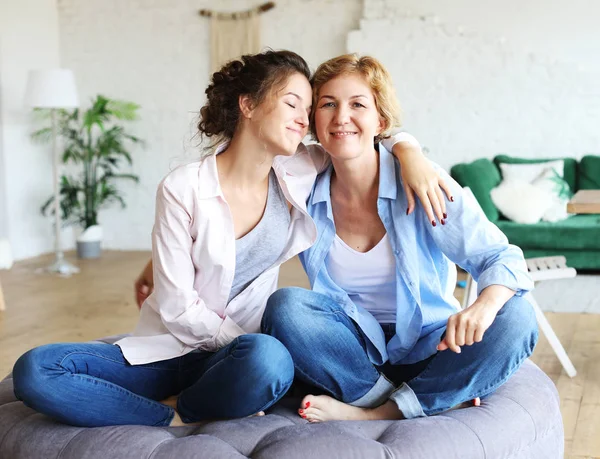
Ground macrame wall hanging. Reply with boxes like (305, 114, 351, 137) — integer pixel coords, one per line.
(199, 2, 276, 73)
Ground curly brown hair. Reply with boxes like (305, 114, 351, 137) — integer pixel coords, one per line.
(310, 54, 402, 144)
(198, 50, 311, 149)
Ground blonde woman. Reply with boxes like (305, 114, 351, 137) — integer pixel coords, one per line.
(262, 54, 537, 422)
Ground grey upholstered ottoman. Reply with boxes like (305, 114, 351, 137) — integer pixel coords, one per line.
(0, 336, 563, 459)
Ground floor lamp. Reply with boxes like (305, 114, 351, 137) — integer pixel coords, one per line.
(25, 69, 80, 275)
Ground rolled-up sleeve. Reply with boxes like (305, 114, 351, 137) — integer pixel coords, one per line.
(425, 165, 533, 297)
(151, 180, 244, 351)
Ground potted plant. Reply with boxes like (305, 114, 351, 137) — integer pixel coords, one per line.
(32, 95, 143, 258)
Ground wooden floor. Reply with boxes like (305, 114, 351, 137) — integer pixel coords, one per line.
(0, 251, 599, 458)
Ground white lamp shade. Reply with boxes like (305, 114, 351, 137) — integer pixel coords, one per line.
(25, 69, 79, 108)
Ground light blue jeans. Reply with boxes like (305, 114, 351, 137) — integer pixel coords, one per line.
(262, 287, 538, 418)
(12, 334, 294, 427)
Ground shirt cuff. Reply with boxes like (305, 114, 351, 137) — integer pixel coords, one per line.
(387, 131, 421, 149)
(477, 265, 534, 297)
(214, 316, 245, 349)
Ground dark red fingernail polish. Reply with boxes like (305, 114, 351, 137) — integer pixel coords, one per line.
(406, 208, 409, 215)
(432, 220, 436, 227)
(450, 196, 455, 202)
(441, 219, 446, 225)
(443, 213, 447, 219)
(305, 402, 310, 408)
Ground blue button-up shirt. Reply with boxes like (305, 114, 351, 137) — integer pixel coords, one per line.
(299, 144, 534, 365)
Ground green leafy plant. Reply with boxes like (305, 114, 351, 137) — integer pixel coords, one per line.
(32, 95, 143, 230)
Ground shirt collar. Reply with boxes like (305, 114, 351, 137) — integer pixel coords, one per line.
(196, 143, 228, 199)
(310, 142, 398, 206)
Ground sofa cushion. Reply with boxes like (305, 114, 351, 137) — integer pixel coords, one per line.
(496, 214, 600, 251)
(0, 335, 564, 459)
(494, 155, 578, 193)
(578, 155, 600, 190)
(450, 158, 501, 221)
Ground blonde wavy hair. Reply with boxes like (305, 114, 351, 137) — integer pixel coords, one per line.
(309, 54, 402, 143)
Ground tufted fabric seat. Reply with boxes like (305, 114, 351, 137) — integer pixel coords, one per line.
(0, 336, 563, 459)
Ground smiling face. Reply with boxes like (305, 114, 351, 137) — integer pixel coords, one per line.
(314, 73, 384, 161)
(246, 72, 312, 156)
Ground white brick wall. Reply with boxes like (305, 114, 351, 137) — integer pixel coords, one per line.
(3, 0, 599, 258)
(348, 4, 600, 169)
(0, 0, 62, 260)
(57, 0, 361, 252)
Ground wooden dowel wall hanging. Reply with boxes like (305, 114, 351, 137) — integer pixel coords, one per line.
(199, 2, 276, 73)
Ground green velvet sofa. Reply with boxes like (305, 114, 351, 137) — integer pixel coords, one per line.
(450, 154, 600, 270)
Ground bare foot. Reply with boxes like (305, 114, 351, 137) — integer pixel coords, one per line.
(296, 395, 481, 423)
(297, 395, 403, 422)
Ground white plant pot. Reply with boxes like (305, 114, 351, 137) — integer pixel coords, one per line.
(76, 225, 103, 259)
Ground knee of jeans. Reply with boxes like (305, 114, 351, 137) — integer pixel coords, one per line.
(262, 287, 311, 333)
(239, 334, 294, 386)
(497, 295, 538, 350)
(12, 345, 54, 403)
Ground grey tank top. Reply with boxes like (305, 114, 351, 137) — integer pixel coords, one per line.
(228, 169, 291, 303)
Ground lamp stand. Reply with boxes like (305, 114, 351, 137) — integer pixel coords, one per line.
(46, 108, 79, 276)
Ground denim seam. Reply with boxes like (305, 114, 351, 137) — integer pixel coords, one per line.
(254, 376, 295, 415)
(466, 336, 537, 401)
(425, 348, 534, 416)
(58, 351, 179, 372)
(179, 338, 265, 423)
(69, 373, 174, 424)
(290, 309, 379, 400)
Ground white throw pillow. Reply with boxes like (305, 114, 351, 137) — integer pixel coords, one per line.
(532, 168, 571, 222)
(490, 178, 554, 224)
(499, 160, 565, 183)
(497, 160, 571, 223)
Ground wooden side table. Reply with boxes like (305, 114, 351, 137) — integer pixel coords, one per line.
(567, 190, 600, 214)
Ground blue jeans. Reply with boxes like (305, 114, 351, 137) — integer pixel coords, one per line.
(12, 334, 294, 427)
(262, 287, 538, 418)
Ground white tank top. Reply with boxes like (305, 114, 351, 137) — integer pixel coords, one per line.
(325, 233, 397, 323)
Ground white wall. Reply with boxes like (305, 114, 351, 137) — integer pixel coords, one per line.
(3, 0, 599, 258)
(56, 0, 361, 253)
(0, 0, 62, 260)
(350, 0, 600, 169)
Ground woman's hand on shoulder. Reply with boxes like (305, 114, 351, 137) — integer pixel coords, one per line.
(394, 144, 453, 225)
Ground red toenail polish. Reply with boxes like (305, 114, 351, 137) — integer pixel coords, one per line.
(301, 415, 307, 419)
(305, 402, 310, 408)
(299, 409, 304, 414)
